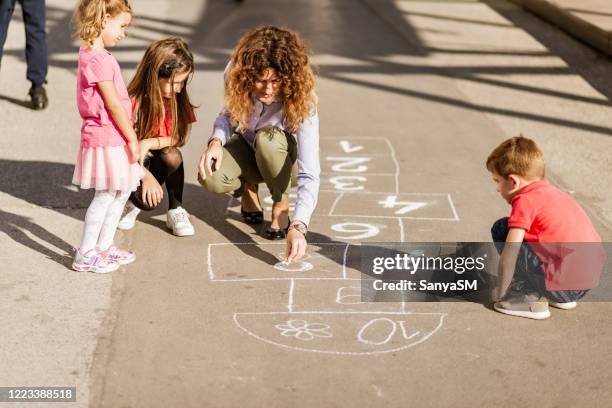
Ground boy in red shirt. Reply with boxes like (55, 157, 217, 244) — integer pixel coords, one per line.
(486, 136, 603, 319)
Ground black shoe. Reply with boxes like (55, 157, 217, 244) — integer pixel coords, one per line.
(264, 227, 286, 240)
(264, 217, 290, 240)
(29, 86, 48, 110)
(239, 182, 263, 224)
(241, 208, 264, 224)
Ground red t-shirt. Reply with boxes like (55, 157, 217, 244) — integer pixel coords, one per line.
(508, 180, 604, 290)
(157, 99, 197, 137)
(131, 98, 196, 138)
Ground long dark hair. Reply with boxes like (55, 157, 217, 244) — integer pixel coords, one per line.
(128, 37, 195, 147)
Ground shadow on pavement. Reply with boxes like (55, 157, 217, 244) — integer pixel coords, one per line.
(0, 93, 31, 108)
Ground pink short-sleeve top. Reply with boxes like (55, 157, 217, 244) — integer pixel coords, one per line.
(77, 47, 132, 148)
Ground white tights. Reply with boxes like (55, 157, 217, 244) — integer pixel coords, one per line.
(79, 190, 130, 253)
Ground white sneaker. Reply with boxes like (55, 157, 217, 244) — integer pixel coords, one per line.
(118, 201, 141, 230)
(166, 207, 195, 236)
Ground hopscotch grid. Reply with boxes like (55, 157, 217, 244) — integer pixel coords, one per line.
(233, 312, 447, 356)
(236, 311, 447, 316)
(328, 192, 345, 216)
(342, 243, 350, 279)
(382, 138, 401, 195)
(287, 279, 295, 312)
(447, 194, 460, 221)
(211, 277, 362, 282)
(323, 191, 451, 196)
(328, 214, 460, 221)
(207, 242, 351, 281)
(213, 137, 452, 354)
(324, 153, 393, 158)
(321, 172, 397, 177)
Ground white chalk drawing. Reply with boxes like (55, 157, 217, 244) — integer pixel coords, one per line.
(329, 175, 367, 191)
(378, 195, 428, 215)
(331, 223, 381, 240)
(339, 140, 364, 153)
(328, 192, 460, 221)
(208, 242, 348, 281)
(275, 319, 333, 341)
(234, 312, 446, 355)
(274, 261, 314, 273)
(356, 318, 420, 346)
(207, 138, 455, 355)
(336, 286, 362, 305)
(326, 156, 371, 173)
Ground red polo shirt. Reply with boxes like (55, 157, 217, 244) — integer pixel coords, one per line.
(508, 180, 604, 290)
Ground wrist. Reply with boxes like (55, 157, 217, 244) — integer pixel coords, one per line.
(288, 221, 308, 236)
(208, 137, 222, 148)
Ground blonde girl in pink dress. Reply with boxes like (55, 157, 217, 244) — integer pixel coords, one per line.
(71, 0, 143, 273)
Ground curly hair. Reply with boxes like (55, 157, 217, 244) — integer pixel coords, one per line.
(225, 26, 317, 134)
(74, 0, 132, 44)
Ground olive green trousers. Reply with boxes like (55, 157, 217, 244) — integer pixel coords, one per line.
(200, 126, 297, 202)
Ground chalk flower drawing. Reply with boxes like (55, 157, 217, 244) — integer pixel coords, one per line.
(275, 319, 333, 341)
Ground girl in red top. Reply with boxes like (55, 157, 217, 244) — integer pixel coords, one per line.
(118, 37, 197, 236)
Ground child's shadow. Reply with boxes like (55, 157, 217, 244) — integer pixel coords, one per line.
(0, 209, 73, 267)
(0, 159, 91, 268)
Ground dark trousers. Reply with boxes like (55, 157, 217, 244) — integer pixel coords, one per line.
(0, 0, 48, 88)
(130, 147, 184, 211)
(491, 217, 587, 303)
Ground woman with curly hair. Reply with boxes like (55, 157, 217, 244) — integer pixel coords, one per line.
(198, 25, 320, 262)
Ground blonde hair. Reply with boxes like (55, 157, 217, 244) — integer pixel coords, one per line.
(74, 0, 132, 44)
(486, 135, 545, 180)
(225, 26, 316, 134)
(128, 37, 195, 147)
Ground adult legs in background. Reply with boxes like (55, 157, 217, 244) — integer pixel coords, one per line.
(20, 0, 48, 90)
(0, 0, 17, 65)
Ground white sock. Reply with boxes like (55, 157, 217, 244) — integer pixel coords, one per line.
(97, 190, 131, 251)
(79, 190, 116, 253)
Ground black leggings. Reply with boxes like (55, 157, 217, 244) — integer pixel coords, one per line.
(130, 147, 184, 211)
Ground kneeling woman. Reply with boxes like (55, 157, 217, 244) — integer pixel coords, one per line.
(199, 26, 320, 261)
(119, 38, 197, 236)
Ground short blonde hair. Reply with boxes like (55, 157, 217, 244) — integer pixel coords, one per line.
(486, 135, 545, 180)
(74, 0, 132, 44)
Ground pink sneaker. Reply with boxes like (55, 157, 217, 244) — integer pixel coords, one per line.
(72, 249, 119, 273)
(101, 246, 136, 265)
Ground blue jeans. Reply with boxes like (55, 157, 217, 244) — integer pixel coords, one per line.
(491, 217, 587, 303)
(0, 0, 48, 88)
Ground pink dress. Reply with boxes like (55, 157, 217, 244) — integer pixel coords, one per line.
(72, 47, 143, 191)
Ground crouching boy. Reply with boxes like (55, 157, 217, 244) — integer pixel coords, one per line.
(486, 136, 604, 320)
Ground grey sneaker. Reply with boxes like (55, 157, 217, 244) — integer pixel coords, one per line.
(494, 292, 551, 320)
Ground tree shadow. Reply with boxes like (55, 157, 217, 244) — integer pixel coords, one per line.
(6, 0, 610, 135)
(485, 0, 612, 102)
